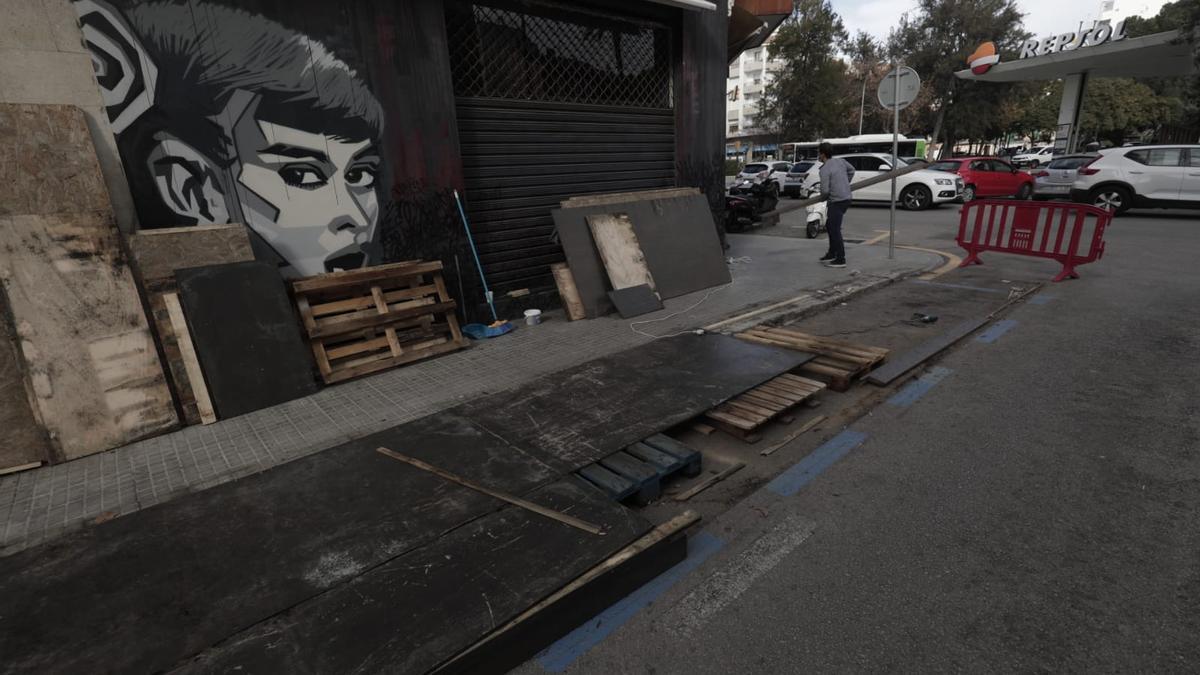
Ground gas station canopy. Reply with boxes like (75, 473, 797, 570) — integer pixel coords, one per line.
(955, 30, 1193, 82)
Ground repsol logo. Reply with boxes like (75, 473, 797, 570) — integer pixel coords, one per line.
(1020, 19, 1128, 59)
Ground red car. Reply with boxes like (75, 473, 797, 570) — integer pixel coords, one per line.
(928, 157, 1035, 202)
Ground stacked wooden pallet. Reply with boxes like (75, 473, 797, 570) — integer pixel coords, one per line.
(577, 434, 702, 506)
(736, 327, 889, 392)
(292, 261, 468, 384)
(705, 374, 827, 442)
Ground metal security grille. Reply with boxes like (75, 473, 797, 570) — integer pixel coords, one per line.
(447, 1, 677, 299)
(446, 1, 672, 109)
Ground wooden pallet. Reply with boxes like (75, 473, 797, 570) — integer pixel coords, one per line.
(704, 374, 827, 442)
(291, 261, 468, 384)
(577, 435, 702, 506)
(736, 327, 889, 392)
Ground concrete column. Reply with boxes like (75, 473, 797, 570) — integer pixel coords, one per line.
(0, 0, 138, 232)
(1057, 72, 1090, 154)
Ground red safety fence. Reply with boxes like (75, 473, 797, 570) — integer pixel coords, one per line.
(957, 200, 1111, 282)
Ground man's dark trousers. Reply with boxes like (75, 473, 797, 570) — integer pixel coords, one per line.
(825, 200, 851, 262)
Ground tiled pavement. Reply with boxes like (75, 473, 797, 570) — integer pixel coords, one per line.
(0, 234, 939, 555)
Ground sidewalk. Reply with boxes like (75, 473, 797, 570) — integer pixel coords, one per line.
(0, 234, 941, 555)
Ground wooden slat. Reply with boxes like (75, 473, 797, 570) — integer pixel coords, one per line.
(761, 327, 888, 359)
(291, 260, 441, 294)
(309, 284, 439, 318)
(706, 409, 759, 431)
(739, 389, 796, 409)
(162, 292, 217, 425)
(721, 398, 778, 419)
(674, 463, 745, 502)
(324, 340, 464, 384)
(586, 213, 656, 291)
(307, 301, 457, 339)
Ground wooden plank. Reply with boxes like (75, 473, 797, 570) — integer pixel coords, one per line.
(705, 409, 759, 431)
(551, 263, 586, 321)
(599, 451, 658, 484)
(867, 317, 992, 386)
(0, 213, 178, 460)
(739, 389, 796, 409)
(692, 423, 716, 435)
(307, 284, 439, 318)
(0, 461, 43, 476)
(0, 287, 51, 469)
(162, 292, 216, 425)
(706, 417, 762, 444)
(561, 187, 700, 209)
(625, 442, 683, 473)
(324, 340, 466, 384)
(577, 463, 637, 501)
(291, 261, 442, 294)
(760, 328, 889, 359)
(776, 373, 830, 390)
(761, 415, 829, 457)
(376, 447, 605, 536)
(586, 213, 656, 291)
(307, 301, 457, 339)
(720, 398, 778, 420)
(128, 224, 254, 285)
(674, 464, 745, 501)
(432, 511, 697, 675)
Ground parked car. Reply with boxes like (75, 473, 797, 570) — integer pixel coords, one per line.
(1071, 145, 1200, 214)
(900, 157, 928, 166)
(1031, 155, 1097, 200)
(1012, 146, 1056, 168)
(837, 153, 962, 210)
(737, 161, 791, 192)
(927, 157, 1035, 202)
(782, 160, 821, 197)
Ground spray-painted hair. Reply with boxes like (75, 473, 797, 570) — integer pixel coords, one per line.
(123, 1, 384, 162)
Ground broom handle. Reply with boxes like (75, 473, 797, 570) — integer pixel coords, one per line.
(453, 189, 498, 323)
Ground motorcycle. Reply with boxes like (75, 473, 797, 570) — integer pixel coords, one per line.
(801, 184, 828, 239)
(724, 172, 779, 233)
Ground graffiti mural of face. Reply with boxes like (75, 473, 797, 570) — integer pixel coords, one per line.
(74, 0, 389, 278)
(230, 103, 382, 275)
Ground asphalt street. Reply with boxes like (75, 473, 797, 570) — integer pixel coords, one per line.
(517, 203, 1200, 673)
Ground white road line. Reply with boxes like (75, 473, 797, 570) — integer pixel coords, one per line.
(665, 514, 817, 638)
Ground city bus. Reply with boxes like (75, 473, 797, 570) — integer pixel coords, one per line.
(781, 134, 927, 161)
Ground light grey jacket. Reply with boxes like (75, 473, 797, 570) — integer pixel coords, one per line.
(819, 157, 855, 203)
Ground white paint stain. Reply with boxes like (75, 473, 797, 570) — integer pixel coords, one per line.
(303, 551, 365, 586)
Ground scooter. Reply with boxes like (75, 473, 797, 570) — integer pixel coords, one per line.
(801, 184, 828, 240)
(725, 174, 779, 232)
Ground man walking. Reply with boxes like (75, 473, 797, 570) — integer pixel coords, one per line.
(817, 142, 854, 268)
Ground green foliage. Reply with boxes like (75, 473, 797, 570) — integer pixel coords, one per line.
(724, 159, 745, 176)
(758, 0, 853, 141)
(1078, 78, 1184, 145)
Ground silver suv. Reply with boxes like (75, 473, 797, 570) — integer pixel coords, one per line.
(1071, 145, 1200, 214)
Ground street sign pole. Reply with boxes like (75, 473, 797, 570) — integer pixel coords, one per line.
(889, 63, 900, 260)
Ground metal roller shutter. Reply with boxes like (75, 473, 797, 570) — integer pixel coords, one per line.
(447, 0, 676, 295)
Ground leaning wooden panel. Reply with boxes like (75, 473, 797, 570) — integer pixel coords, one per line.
(128, 224, 255, 285)
(0, 104, 112, 217)
(0, 214, 178, 460)
(586, 213, 656, 291)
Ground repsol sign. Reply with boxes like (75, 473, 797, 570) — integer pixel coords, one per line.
(1019, 19, 1128, 59)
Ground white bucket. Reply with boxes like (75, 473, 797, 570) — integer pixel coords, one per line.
(524, 309, 543, 326)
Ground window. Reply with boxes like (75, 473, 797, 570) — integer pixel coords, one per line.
(743, 163, 769, 173)
(791, 161, 814, 173)
(970, 160, 989, 171)
(1047, 157, 1095, 170)
(728, 123, 739, 132)
(992, 160, 1015, 172)
(929, 161, 962, 172)
(1127, 148, 1183, 167)
(743, 116, 754, 127)
(1187, 150, 1200, 167)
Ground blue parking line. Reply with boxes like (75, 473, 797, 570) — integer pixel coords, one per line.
(911, 279, 1009, 295)
(766, 430, 868, 497)
(887, 366, 954, 408)
(537, 532, 725, 672)
(1028, 295, 1057, 305)
(976, 319, 1019, 344)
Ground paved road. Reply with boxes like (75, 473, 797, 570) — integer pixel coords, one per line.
(518, 206, 1200, 673)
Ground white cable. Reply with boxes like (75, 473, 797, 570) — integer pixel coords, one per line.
(629, 281, 734, 339)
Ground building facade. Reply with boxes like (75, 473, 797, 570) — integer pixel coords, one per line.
(725, 34, 784, 159)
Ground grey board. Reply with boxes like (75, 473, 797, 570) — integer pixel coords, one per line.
(175, 261, 318, 418)
(609, 284, 663, 318)
(866, 317, 991, 386)
(553, 194, 730, 317)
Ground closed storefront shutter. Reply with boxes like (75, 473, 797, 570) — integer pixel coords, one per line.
(447, 0, 676, 294)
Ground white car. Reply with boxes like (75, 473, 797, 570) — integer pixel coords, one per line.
(737, 161, 791, 192)
(1013, 146, 1056, 168)
(1071, 145, 1200, 214)
(782, 160, 821, 198)
(837, 154, 963, 210)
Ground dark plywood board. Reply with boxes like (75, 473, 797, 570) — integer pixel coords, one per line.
(553, 194, 730, 317)
(866, 317, 991, 386)
(0, 413, 563, 675)
(173, 478, 652, 675)
(608, 284, 663, 318)
(175, 261, 319, 419)
(459, 333, 812, 472)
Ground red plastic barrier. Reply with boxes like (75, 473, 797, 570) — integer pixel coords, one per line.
(957, 200, 1111, 282)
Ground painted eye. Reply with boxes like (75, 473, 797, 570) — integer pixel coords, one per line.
(345, 166, 377, 189)
(279, 165, 327, 190)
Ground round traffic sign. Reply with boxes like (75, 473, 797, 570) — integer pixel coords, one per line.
(877, 66, 921, 111)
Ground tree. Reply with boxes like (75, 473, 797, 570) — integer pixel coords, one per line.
(1125, 0, 1200, 129)
(888, 0, 1030, 157)
(758, 0, 853, 141)
(1078, 78, 1183, 146)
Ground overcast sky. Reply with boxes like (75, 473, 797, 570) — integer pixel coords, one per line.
(832, 0, 1172, 42)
